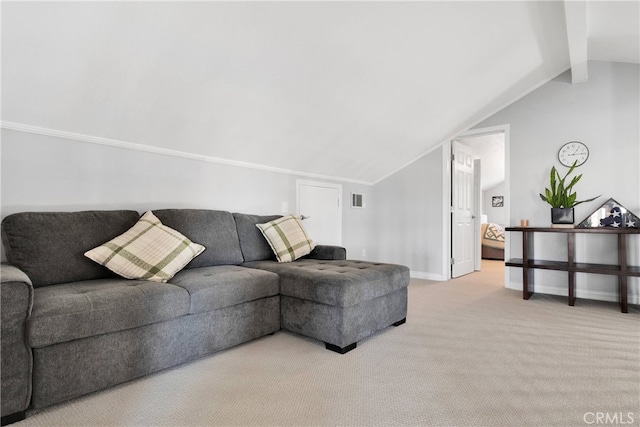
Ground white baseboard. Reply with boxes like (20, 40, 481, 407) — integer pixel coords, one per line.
(411, 271, 445, 281)
(506, 282, 640, 305)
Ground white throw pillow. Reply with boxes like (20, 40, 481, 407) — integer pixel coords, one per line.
(85, 211, 205, 282)
(256, 215, 317, 262)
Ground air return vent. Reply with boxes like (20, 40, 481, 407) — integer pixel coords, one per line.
(351, 193, 365, 208)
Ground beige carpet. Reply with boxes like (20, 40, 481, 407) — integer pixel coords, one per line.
(17, 261, 640, 427)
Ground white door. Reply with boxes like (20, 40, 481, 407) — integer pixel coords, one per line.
(474, 158, 482, 271)
(296, 181, 342, 245)
(451, 141, 475, 277)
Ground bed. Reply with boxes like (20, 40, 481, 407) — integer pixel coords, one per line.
(481, 222, 505, 260)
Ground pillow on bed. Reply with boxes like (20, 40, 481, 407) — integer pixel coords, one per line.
(483, 223, 505, 242)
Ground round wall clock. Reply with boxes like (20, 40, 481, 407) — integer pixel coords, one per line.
(558, 141, 589, 167)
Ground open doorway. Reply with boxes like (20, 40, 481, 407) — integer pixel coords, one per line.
(446, 125, 509, 279)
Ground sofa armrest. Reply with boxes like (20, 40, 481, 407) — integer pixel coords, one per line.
(1, 263, 34, 421)
(304, 245, 347, 261)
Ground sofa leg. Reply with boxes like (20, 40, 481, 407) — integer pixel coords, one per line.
(392, 317, 406, 327)
(1, 411, 26, 426)
(325, 342, 357, 354)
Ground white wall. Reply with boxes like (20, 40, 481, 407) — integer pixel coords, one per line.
(0, 1, 573, 184)
(342, 182, 373, 260)
(372, 148, 444, 280)
(476, 61, 639, 303)
(372, 61, 639, 304)
(2, 61, 637, 304)
(483, 182, 506, 225)
(0, 128, 373, 261)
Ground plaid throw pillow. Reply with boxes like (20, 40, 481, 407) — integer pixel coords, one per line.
(256, 215, 317, 263)
(85, 211, 205, 282)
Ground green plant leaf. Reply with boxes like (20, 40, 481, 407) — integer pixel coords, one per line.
(540, 161, 597, 208)
(564, 160, 578, 179)
(565, 174, 581, 193)
(544, 188, 551, 201)
(573, 195, 601, 207)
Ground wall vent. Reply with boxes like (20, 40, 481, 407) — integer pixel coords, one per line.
(351, 193, 365, 208)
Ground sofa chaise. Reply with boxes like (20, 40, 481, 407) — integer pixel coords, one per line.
(0, 209, 409, 425)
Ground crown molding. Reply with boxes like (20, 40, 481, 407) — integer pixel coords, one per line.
(1, 121, 373, 186)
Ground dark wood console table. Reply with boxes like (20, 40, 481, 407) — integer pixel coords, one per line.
(505, 227, 640, 313)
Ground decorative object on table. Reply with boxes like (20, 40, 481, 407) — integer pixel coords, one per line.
(492, 196, 504, 207)
(551, 208, 574, 224)
(538, 160, 599, 226)
(576, 198, 640, 228)
(558, 141, 589, 167)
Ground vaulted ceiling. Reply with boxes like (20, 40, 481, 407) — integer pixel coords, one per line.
(2, 1, 638, 184)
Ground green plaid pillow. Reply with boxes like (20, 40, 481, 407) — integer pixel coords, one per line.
(85, 211, 205, 282)
(256, 215, 317, 263)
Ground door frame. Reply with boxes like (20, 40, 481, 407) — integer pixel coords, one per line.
(296, 179, 343, 245)
(442, 124, 510, 282)
(473, 158, 482, 271)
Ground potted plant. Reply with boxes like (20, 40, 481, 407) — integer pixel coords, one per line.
(539, 161, 599, 226)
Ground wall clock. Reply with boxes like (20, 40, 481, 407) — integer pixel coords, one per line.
(558, 141, 589, 167)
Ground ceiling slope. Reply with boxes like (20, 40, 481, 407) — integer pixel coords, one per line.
(1, 1, 636, 184)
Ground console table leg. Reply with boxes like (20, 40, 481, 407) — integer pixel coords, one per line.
(522, 231, 534, 299)
(618, 234, 628, 313)
(567, 234, 576, 306)
(619, 276, 628, 313)
(524, 268, 534, 300)
(568, 272, 576, 306)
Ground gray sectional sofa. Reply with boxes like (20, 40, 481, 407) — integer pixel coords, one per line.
(0, 209, 409, 425)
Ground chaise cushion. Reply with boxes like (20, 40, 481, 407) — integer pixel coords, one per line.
(242, 259, 410, 307)
(84, 211, 205, 283)
(169, 265, 280, 314)
(1, 210, 140, 287)
(153, 209, 244, 268)
(233, 213, 281, 262)
(27, 278, 190, 348)
(256, 215, 317, 262)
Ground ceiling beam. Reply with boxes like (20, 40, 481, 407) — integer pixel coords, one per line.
(564, 0, 588, 83)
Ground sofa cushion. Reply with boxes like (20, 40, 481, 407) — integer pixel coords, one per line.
(242, 259, 410, 307)
(169, 265, 280, 314)
(84, 211, 205, 283)
(303, 245, 347, 261)
(153, 209, 244, 268)
(27, 278, 190, 348)
(1, 210, 140, 287)
(256, 215, 317, 263)
(233, 213, 281, 262)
